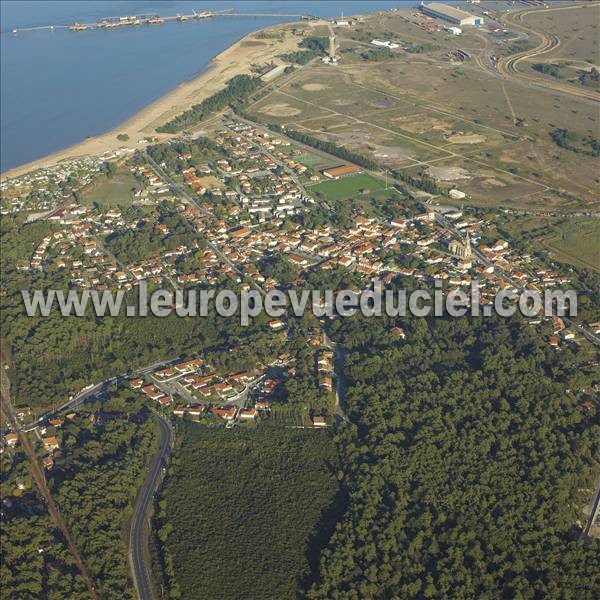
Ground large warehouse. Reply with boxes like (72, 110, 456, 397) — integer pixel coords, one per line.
(420, 2, 483, 26)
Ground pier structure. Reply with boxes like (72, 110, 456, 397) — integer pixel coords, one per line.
(10, 10, 317, 35)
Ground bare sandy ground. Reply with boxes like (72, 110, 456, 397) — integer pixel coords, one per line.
(2, 23, 304, 180)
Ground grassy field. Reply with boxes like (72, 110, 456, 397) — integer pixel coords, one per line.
(310, 172, 387, 202)
(81, 170, 139, 207)
(539, 218, 600, 272)
(501, 215, 600, 272)
(296, 152, 338, 169)
(158, 423, 341, 600)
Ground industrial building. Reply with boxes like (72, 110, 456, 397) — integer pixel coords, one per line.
(420, 2, 483, 26)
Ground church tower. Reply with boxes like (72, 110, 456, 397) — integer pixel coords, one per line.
(464, 233, 472, 258)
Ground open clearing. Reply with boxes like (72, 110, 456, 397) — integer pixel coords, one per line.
(259, 103, 303, 117)
(501, 215, 600, 272)
(428, 166, 471, 181)
(540, 219, 600, 272)
(80, 170, 138, 207)
(302, 83, 328, 91)
(447, 134, 487, 144)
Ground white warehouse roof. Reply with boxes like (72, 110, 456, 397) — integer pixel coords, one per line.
(421, 2, 481, 25)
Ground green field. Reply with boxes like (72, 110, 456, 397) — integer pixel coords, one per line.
(310, 172, 387, 202)
(296, 152, 337, 169)
(156, 424, 341, 600)
(502, 216, 600, 272)
(81, 170, 139, 207)
(540, 219, 600, 272)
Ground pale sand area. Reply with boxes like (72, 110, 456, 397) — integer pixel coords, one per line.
(2, 22, 309, 180)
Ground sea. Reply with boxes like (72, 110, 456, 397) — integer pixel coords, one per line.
(1, 0, 425, 173)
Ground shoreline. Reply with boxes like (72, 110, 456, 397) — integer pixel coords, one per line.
(1, 20, 308, 180)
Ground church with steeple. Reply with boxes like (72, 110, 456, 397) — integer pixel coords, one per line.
(449, 233, 472, 258)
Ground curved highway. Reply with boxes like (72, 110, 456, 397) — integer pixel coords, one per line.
(129, 413, 174, 600)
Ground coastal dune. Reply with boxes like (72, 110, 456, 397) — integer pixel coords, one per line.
(2, 23, 305, 180)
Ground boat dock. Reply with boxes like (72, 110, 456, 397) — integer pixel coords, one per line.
(10, 9, 315, 35)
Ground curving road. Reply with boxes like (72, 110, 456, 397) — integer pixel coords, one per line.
(129, 412, 174, 600)
(499, 3, 600, 103)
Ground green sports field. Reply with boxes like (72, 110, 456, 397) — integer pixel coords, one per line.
(310, 172, 388, 202)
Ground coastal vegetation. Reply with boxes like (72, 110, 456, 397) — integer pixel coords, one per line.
(533, 62, 562, 78)
(156, 75, 263, 133)
(280, 49, 319, 65)
(579, 66, 599, 88)
(360, 47, 393, 62)
(154, 424, 341, 600)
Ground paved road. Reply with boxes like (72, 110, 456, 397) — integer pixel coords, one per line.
(582, 477, 600, 540)
(144, 152, 265, 295)
(21, 357, 185, 433)
(323, 332, 349, 423)
(129, 412, 174, 600)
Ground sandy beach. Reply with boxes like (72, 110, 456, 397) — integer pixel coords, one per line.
(1, 21, 306, 180)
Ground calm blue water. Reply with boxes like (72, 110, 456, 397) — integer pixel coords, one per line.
(1, 1, 413, 172)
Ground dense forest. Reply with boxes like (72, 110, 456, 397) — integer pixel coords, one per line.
(1, 501, 90, 599)
(1, 389, 156, 599)
(49, 390, 157, 599)
(307, 313, 600, 599)
(154, 424, 341, 599)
